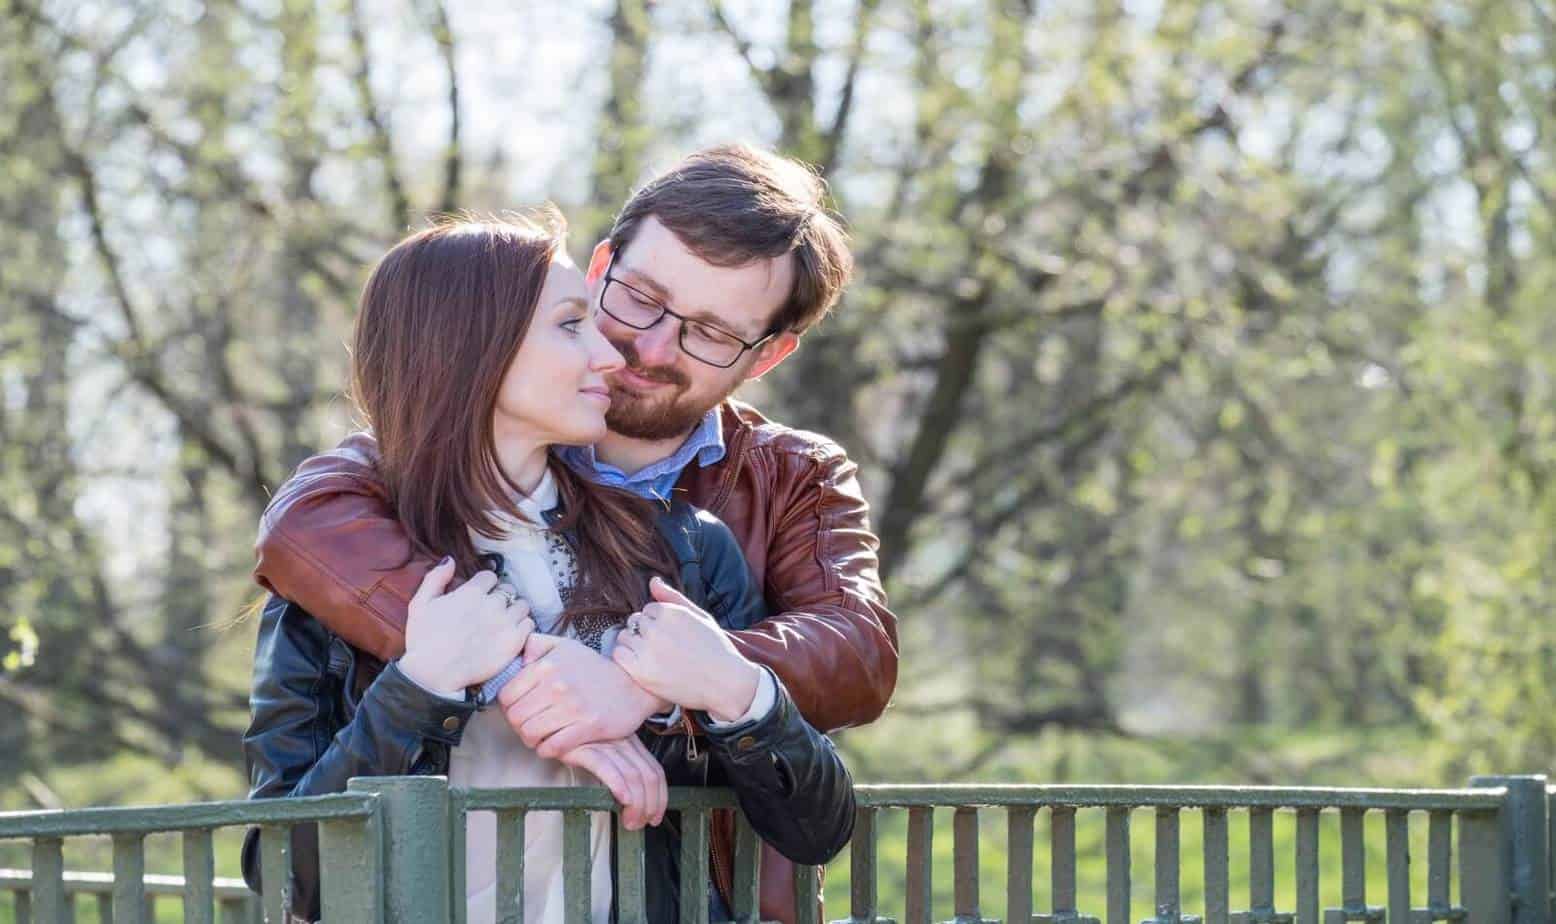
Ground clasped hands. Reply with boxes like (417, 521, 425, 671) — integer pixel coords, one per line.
(401, 562, 760, 830)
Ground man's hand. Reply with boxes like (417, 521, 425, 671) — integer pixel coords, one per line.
(497, 634, 668, 759)
(554, 736, 667, 830)
(611, 577, 762, 723)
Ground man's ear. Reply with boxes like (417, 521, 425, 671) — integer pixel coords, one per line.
(585, 239, 613, 285)
(745, 332, 800, 381)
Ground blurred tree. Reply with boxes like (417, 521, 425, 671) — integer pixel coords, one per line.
(4, 0, 1556, 790)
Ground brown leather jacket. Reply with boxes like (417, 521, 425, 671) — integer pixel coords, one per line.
(252, 399, 898, 923)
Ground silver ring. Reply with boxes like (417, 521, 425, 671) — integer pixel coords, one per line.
(496, 589, 516, 608)
(629, 623, 643, 637)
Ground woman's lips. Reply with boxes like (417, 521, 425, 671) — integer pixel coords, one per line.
(579, 386, 611, 403)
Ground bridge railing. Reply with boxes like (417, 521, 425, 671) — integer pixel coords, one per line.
(2, 774, 1551, 923)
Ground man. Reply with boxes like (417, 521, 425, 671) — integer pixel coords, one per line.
(253, 145, 897, 922)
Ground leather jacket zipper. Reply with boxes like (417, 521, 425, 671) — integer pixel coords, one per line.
(709, 822, 733, 914)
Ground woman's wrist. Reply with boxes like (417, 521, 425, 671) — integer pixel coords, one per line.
(397, 652, 465, 699)
(703, 656, 763, 724)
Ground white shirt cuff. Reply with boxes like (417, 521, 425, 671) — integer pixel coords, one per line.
(646, 705, 684, 727)
(704, 667, 777, 729)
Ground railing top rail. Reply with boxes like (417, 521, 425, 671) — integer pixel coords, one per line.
(0, 791, 378, 840)
(0, 869, 252, 898)
(850, 783, 1509, 811)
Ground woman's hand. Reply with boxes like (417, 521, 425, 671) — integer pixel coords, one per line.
(610, 577, 761, 723)
(555, 736, 667, 830)
(398, 557, 534, 694)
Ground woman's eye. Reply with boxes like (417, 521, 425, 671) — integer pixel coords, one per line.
(561, 317, 584, 333)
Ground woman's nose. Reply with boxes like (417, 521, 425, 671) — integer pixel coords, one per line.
(588, 324, 625, 372)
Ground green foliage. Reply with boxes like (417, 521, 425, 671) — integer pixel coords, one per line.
(2, 0, 1554, 824)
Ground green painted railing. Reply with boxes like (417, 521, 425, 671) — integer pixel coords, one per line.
(1, 774, 1552, 923)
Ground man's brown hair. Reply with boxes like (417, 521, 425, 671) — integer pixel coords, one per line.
(351, 213, 678, 625)
(608, 144, 854, 335)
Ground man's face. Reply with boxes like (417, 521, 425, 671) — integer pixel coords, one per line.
(585, 215, 798, 441)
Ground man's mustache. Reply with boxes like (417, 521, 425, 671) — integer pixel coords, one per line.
(608, 338, 689, 388)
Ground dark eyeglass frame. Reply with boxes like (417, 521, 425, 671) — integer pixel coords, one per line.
(599, 249, 779, 368)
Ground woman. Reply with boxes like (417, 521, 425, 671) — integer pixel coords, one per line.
(241, 213, 853, 923)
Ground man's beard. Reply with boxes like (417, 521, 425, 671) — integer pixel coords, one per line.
(604, 338, 736, 441)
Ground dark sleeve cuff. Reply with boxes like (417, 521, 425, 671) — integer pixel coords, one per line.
(366, 660, 478, 746)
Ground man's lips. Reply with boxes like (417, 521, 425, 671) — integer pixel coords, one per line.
(613, 368, 676, 390)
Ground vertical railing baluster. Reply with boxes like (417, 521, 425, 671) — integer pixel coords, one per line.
(1338, 807, 1374, 922)
(679, 807, 710, 924)
(320, 799, 384, 924)
(794, 864, 821, 924)
(1472, 775, 1548, 924)
(183, 828, 216, 924)
(1052, 806, 1082, 921)
(449, 794, 467, 924)
(849, 806, 881, 924)
(1007, 805, 1035, 924)
(1295, 809, 1318, 924)
(1249, 807, 1275, 919)
(112, 833, 145, 924)
(616, 818, 647, 924)
(143, 895, 156, 922)
(563, 809, 592, 922)
(906, 807, 933, 924)
(497, 810, 526, 924)
(1460, 807, 1509, 924)
(953, 807, 989, 922)
(218, 895, 248, 924)
(1427, 810, 1452, 919)
(97, 891, 113, 923)
(1202, 808, 1228, 924)
(1106, 807, 1131, 924)
(258, 824, 289, 924)
(1154, 808, 1182, 923)
(1385, 811, 1410, 924)
(15, 888, 30, 924)
(732, 812, 761, 924)
(31, 837, 66, 923)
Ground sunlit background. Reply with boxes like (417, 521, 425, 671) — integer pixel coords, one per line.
(4, 0, 1555, 915)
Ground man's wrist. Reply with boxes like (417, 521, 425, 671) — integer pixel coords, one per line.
(704, 657, 762, 724)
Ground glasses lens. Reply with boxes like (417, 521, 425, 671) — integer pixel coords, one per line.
(601, 280, 664, 329)
(681, 322, 745, 367)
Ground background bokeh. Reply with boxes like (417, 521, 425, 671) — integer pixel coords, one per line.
(3, 0, 1554, 916)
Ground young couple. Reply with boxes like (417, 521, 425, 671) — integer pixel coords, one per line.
(241, 145, 899, 924)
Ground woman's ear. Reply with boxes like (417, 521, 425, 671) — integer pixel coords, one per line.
(585, 240, 613, 285)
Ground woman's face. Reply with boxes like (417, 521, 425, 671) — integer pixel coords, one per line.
(493, 255, 625, 449)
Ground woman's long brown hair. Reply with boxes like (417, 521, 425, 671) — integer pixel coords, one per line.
(351, 213, 679, 625)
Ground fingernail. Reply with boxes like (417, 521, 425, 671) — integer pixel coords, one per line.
(439, 555, 453, 567)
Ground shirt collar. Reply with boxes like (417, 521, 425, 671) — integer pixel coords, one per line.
(504, 464, 559, 527)
(563, 408, 726, 484)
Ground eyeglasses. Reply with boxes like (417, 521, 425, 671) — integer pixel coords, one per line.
(599, 250, 778, 368)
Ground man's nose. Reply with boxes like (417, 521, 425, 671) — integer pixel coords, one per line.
(631, 317, 681, 366)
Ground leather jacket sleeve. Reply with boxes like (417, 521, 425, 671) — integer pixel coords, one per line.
(240, 595, 475, 920)
(687, 430, 899, 733)
(648, 516, 855, 866)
